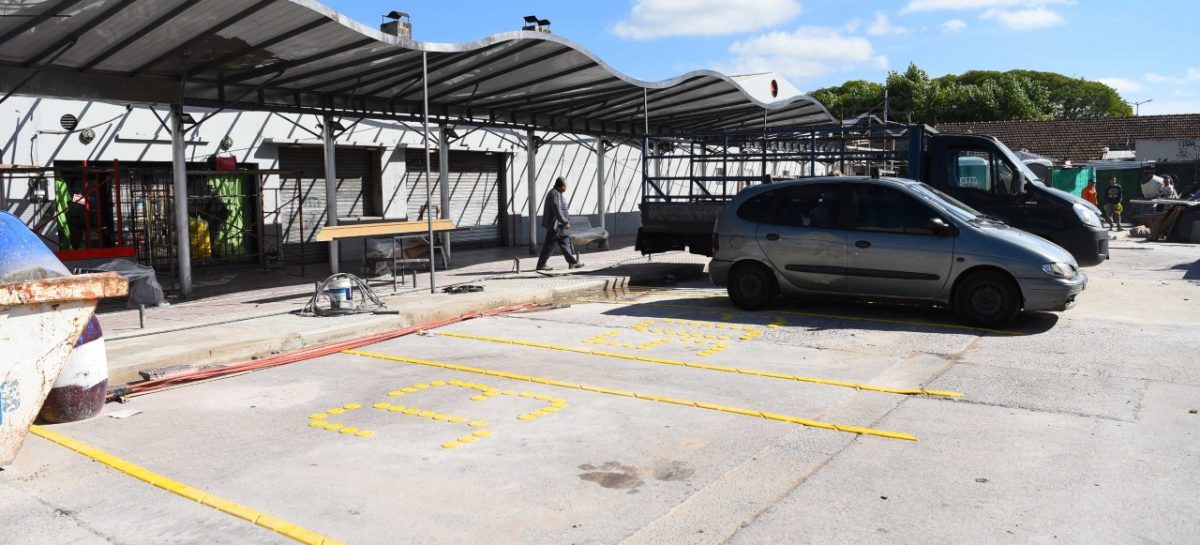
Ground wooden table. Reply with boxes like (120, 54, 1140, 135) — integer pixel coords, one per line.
(316, 219, 457, 291)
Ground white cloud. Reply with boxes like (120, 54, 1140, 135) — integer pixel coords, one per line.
(901, 0, 1071, 13)
(867, 12, 909, 36)
(613, 0, 803, 40)
(980, 6, 1064, 30)
(875, 55, 890, 70)
(1145, 73, 1182, 84)
(1144, 68, 1200, 85)
(1096, 77, 1144, 94)
(723, 26, 875, 80)
(941, 19, 968, 32)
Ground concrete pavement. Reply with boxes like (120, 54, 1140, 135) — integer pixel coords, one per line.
(2, 236, 1198, 545)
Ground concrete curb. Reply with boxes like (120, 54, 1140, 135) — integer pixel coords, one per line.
(104, 277, 613, 386)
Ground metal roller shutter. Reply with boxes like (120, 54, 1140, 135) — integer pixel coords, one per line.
(406, 149, 503, 246)
(277, 146, 374, 261)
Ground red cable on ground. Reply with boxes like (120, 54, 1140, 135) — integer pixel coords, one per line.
(109, 302, 551, 400)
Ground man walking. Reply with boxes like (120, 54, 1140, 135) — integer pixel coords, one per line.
(1103, 177, 1123, 231)
(536, 177, 583, 271)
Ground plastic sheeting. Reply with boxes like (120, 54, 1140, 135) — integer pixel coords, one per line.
(93, 259, 165, 308)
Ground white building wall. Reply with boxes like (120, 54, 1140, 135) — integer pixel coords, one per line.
(1, 97, 652, 247)
(1136, 139, 1200, 162)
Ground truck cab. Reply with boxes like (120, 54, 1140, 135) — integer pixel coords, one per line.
(925, 134, 1109, 266)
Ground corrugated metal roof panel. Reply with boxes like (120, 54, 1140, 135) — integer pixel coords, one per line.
(0, 0, 834, 134)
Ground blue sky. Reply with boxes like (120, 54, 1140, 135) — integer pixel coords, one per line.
(323, 1, 1199, 115)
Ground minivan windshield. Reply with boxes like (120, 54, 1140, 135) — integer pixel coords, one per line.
(909, 183, 987, 223)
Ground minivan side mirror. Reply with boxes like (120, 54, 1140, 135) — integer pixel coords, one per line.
(928, 217, 955, 236)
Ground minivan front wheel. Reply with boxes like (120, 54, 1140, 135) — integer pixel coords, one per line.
(955, 271, 1020, 327)
(728, 262, 778, 310)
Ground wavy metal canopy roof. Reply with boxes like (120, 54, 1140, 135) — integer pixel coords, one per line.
(0, 0, 833, 135)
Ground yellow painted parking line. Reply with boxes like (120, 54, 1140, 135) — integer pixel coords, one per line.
(589, 300, 1025, 336)
(29, 425, 346, 545)
(435, 331, 961, 398)
(342, 349, 917, 442)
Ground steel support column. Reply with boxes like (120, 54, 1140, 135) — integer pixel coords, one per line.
(438, 122, 451, 262)
(169, 105, 192, 298)
(421, 52, 436, 292)
(322, 113, 339, 274)
(525, 128, 538, 255)
(595, 140, 608, 247)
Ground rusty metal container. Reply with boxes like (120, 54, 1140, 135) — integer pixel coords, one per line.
(0, 211, 127, 464)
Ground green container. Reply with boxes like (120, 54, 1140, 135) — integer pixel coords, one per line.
(1051, 167, 1094, 197)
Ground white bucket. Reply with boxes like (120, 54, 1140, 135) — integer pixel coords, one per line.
(326, 276, 352, 309)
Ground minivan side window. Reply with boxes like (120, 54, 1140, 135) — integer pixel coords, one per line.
(736, 189, 781, 222)
(772, 184, 840, 228)
(954, 150, 1015, 195)
(851, 184, 942, 235)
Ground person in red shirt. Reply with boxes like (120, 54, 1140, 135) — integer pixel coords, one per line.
(1081, 179, 1098, 206)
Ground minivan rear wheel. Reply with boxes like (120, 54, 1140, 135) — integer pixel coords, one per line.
(728, 262, 778, 310)
(955, 271, 1020, 327)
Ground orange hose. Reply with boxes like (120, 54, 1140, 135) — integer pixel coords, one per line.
(111, 302, 549, 399)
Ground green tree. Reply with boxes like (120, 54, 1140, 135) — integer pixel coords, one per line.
(809, 80, 884, 120)
(810, 64, 1130, 123)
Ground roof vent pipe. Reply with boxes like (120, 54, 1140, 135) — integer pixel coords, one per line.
(381, 11, 411, 39)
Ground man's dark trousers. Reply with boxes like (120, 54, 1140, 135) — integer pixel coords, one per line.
(537, 227, 577, 268)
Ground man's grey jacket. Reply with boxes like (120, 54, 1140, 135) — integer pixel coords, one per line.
(542, 189, 571, 230)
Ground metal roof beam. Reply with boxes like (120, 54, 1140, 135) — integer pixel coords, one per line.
(285, 52, 421, 93)
(352, 51, 483, 103)
(657, 104, 763, 126)
(530, 88, 645, 117)
(509, 86, 638, 114)
(758, 109, 829, 128)
(469, 78, 622, 109)
(683, 108, 772, 130)
(22, 0, 138, 68)
(0, 0, 82, 48)
(269, 49, 406, 86)
(127, 0, 277, 76)
(342, 43, 510, 98)
(598, 86, 740, 121)
(587, 78, 720, 117)
(221, 37, 376, 84)
(445, 60, 597, 106)
(318, 54, 431, 95)
(390, 40, 541, 101)
(435, 47, 574, 102)
(75, 0, 196, 72)
(186, 16, 332, 76)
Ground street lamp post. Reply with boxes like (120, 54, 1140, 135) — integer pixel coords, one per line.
(1128, 99, 1153, 116)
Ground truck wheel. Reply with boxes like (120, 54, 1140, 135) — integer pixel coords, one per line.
(954, 271, 1020, 327)
(728, 262, 777, 310)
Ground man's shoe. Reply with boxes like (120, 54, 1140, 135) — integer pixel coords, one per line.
(535, 266, 554, 271)
(570, 263, 585, 269)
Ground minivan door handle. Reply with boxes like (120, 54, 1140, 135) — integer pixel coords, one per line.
(854, 240, 871, 249)
(765, 233, 780, 241)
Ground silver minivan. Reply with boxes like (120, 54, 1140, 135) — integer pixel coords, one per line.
(709, 177, 1087, 327)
